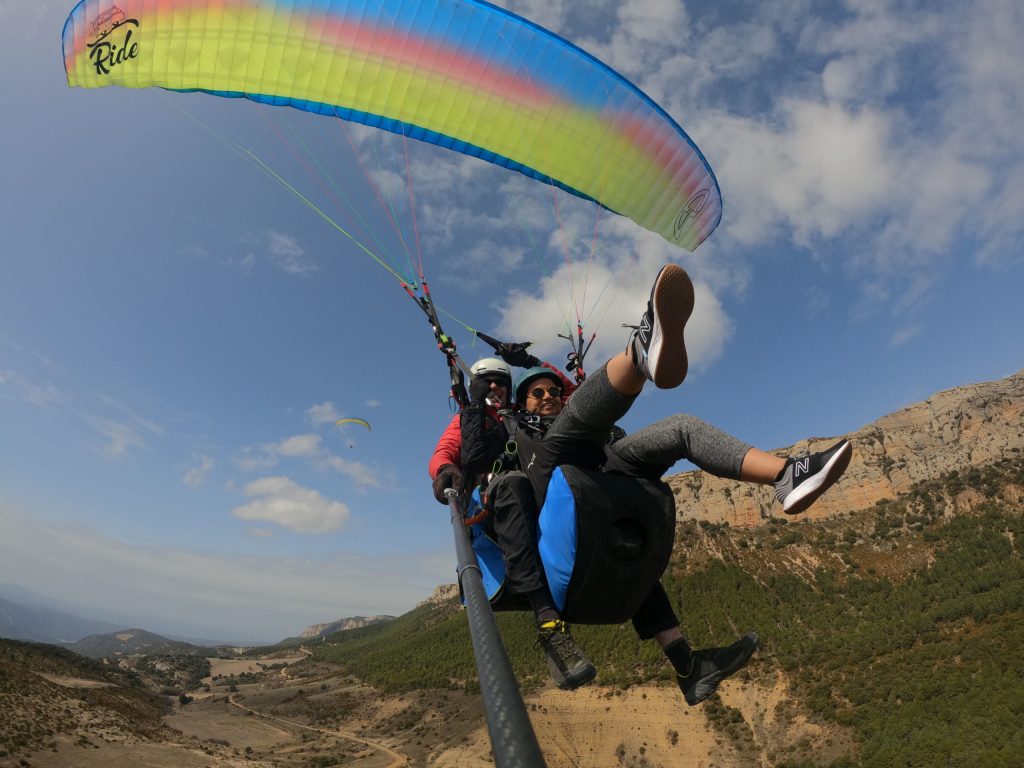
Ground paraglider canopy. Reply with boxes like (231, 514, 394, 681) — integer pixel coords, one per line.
(335, 417, 371, 432)
(62, 0, 722, 252)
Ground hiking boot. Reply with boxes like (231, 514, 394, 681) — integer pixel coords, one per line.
(676, 632, 758, 706)
(628, 264, 695, 389)
(535, 619, 596, 690)
(774, 439, 853, 515)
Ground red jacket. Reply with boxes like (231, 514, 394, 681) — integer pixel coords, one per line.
(427, 361, 576, 479)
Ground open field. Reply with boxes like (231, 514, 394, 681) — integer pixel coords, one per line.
(204, 655, 308, 685)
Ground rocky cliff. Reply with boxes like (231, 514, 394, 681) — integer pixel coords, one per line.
(299, 615, 394, 639)
(666, 369, 1024, 527)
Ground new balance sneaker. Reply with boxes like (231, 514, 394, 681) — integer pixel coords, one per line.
(536, 619, 597, 690)
(628, 264, 695, 389)
(676, 632, 759, 706)
(774, 439, 853, 515)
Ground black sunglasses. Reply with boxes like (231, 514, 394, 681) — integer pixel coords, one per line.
(527, 386, 562, 399)
(481, 377, 508, 387)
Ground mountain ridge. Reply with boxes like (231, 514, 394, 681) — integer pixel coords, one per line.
(0, 595, 125, 645)
(67, 628, 202, 659)
(298, 614, 395, 639)
(666, 368, 1024, 526)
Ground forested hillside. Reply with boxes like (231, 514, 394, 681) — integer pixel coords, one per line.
(314, 456, 1024, 767)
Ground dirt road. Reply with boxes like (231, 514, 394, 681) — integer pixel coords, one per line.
(228, 693, 408, 767)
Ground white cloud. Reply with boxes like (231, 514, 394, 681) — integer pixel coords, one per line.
(0, 360, 166, 460)
(266, 230, 316, 274)
(222, 252, 256, 272)
(0, 369, 64, 408)
(232, 447, 278, 472)
(870, 145, 989, 262)
(365, 399, 382, 408)
(80, 395, 166, 458)
(321, 455, 389, 489)
(96, 394, 164, 437)
(810, 0, 1024, 293)
(89, 417, 146, 459)
(240, 230, 317, 275)
(608, 0, 690, 76)
(698, 100, 896, 247)
(234, 433, 387, 488)
(889, 324, 923, 348)
(182, 453, 215, 489)
(275, 434, 322, 457)
(307, 401, 342, 426)
(815, 2, 939, 104)
(232, 476, 350, 534)
(976, 163, 1024, 269)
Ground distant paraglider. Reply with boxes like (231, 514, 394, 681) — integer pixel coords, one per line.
(335, 417, 371, 432)
(336, 417, 370, 448)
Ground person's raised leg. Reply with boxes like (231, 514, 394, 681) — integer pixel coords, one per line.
(740, 447, 787, 483)
(606, 413, 754, 481)
(622, 263, 695, 391)
(545, 264, 696, 446)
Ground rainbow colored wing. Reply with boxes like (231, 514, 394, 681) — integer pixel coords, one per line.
(63, 0, 721, 250)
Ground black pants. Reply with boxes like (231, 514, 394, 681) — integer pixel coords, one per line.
(488, 471, 546, 594)
(630, 582, 678, 639)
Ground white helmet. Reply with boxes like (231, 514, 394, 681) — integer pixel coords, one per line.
(470, 357, 512, 380)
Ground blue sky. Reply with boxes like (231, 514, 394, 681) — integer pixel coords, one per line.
(1, 0, 1022, 643)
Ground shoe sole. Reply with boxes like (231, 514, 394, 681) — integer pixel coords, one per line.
(784, 440, 853, 515)
(648, 264, 694, 389)
(547, 657, 597, 690)
(684, 631, 759, 706)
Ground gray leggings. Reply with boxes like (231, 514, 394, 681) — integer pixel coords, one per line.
(550, 364, 751, 481)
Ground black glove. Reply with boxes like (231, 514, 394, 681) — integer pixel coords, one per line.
(497, 341, 540, 369)
(469, 377, 493, 404)
(477, 330, 541, 368)
(432, 464, 463, 504)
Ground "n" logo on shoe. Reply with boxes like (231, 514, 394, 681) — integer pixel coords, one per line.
(794, 458, 810, 477)
(639, 314, 652, 345)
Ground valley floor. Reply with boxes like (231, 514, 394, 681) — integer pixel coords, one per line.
(14, 651, 851, 768)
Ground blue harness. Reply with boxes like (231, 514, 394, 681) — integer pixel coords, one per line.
(464, 466, 675, 624)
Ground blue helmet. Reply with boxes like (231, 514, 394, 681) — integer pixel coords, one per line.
(514, 366, 562, 405)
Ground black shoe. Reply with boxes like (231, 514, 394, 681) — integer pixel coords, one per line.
(627, 264, 694, 389)
(535, 619, 596, 690)
(774, 439, 853, 515)
(677, 632, 758, 706)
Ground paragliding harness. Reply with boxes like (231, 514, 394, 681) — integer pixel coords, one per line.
(466, 411, 678, 625)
